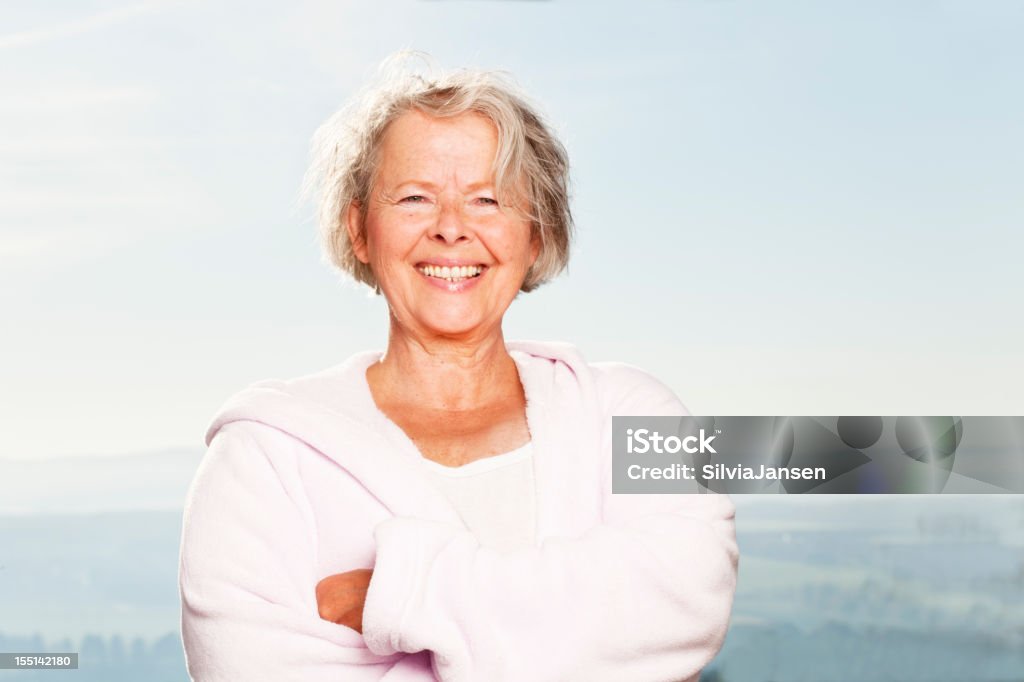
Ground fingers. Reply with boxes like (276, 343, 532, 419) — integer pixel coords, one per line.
(315, 570, 372, 632)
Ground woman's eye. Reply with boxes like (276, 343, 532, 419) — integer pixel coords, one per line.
(400, 195, 427, 203)
(476, 197, 498, 206)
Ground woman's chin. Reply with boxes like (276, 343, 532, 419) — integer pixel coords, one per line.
(413, 313, 496, 340)
(426, 322, 491, 340)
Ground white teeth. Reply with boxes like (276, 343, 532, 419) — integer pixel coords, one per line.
(417, 264, 483, 282)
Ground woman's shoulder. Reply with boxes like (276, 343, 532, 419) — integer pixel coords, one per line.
(205, 350, 384, 447)
(506, 340, 688, 416)
(588, 360, 689, 417)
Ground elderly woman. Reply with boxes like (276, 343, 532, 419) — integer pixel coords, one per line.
(179, 57, 737, 682)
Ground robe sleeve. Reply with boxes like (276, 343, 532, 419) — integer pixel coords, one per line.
(179, 421, 436, 681)
(361, 365, 738, 682)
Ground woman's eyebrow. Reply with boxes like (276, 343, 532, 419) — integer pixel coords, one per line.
(387, 179, 496, 194)
(390, 179, 440, 192)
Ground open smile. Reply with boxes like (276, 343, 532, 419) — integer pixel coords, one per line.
(416, 263, 487, 284)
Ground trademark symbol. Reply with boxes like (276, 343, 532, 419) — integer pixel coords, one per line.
(715, 429, 722, 435)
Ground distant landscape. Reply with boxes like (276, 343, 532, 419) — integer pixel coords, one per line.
(1, 452, 1022, 681)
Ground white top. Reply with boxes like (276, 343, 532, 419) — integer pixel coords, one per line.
(418, 442, 537, 552)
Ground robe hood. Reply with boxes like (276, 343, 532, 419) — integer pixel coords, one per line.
(201, 340, 598, 526)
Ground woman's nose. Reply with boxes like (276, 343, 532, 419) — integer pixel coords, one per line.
(430, 200, 471, 245)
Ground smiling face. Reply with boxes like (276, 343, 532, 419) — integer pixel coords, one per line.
(347, 109, 539, 341)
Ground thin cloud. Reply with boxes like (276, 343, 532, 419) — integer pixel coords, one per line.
(0, 0, 179, 50)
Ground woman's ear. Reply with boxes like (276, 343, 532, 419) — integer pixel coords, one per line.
(346, 200, 370, 264)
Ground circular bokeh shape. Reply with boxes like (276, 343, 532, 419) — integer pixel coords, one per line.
(837, 416, 884, 450)
(895, 416, 963, 463)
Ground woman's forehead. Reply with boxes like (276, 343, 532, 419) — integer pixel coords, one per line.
(376, 110, 498, 179)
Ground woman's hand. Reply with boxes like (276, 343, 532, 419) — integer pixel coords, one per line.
(315, 568, 373, 633)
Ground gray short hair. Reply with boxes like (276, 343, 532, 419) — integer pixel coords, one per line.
(306, 53, 573, 293)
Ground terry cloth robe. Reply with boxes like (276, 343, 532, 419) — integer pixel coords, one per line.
(178, 340, 738, 682)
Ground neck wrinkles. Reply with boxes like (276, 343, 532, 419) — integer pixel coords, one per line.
(371, 326, 521, 412)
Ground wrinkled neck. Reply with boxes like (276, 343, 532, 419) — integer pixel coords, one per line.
(369, 321, 521, 411)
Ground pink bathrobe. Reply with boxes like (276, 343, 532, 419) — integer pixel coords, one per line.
(178, 341, 738, 681)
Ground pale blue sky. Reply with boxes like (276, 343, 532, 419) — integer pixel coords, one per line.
(2, 1, 1022, 459)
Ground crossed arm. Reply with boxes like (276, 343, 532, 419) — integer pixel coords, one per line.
(313, 494, 736, 682)
(183, 390, 737, 681)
